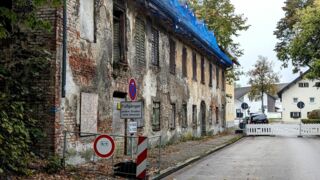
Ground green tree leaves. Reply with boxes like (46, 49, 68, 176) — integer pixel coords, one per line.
(247, 56, 280, 113)
(275, 0, 320, 79)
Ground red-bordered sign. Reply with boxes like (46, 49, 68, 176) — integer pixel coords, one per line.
(129, 78, 137, 101)
(93, 134, 115, 158)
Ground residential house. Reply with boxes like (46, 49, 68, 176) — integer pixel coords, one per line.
(1, 0, 233, 155)
(234, 83, 287, 119)
(278, 71, 320, 121)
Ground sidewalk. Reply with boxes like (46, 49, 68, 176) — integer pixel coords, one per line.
(151, 130, 243, 179)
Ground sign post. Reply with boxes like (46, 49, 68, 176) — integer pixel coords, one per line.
(297, 101, 305, 137)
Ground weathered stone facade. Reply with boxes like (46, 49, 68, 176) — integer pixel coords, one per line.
(3, 0, 231, 155)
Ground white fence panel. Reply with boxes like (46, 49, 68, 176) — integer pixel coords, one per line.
(246, 123, 320, 136)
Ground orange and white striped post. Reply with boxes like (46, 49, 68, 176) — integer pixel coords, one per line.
(136, 136, 148, 179)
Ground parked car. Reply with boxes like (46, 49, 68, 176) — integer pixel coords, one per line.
(250, 113, 268, 124)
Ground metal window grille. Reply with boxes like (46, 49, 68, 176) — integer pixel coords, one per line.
(192, 52, 197, 81)
(135, 18, 146, 65)
(182, 104, 188, 128)
(151, 27, 159, 66)
(152, 102, 160, 131)
(201, 56, 205, 84)
(182, 47, 187, 77)
(169, 39, 176, 74)
(192, 105, 197, 128)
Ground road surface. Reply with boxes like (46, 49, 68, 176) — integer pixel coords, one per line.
(165, 136, 320, 180)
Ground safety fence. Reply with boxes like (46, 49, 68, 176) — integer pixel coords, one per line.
(246, 123, 320, 136)
(62, 131, 161, 179)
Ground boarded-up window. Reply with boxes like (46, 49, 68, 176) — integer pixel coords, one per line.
(192, 105, 197, 128)
(209, 63, 213, 87)
(113, 3, 126, 63)
(80, 93, 98, 134)
(151, 27, 159, 66)
(182, 104, 187, 128)
(169, 39, 176, 74)
(182, 47, 187, 77)
(201, 56, 205, 84)
(192, 52, 197, 81)
(216, 66, 220, 89)
(170, 104, 176, 129)
(80, 0, 94, 42)
(215, 107, 219, 124)
(135, 18, 146, 65)
(152, 102, 160, 131)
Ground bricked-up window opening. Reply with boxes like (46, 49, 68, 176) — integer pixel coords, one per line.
(216, 66, 220, 89)
(151, 27, 159, 66)
(169, 38, 176, 74)
(135, 18, 146, 65)
(192, 105, 197, 128)
(113, 3, 126, 64)
(215, 107, 219, 124)
(182, 47, 187, 77)
(152, 102, 160, 131)
(170, 104, 176, 129)
(192, 52, 197, 81)
(182, 104, 188, 128)
(0, 0, 12, 46)
(201, 56, 205, 84)
(80, 0, 95, 42)
(222, 69, 225, 91)
(209, 63, 213, 87)
(209, 107, 213, 125)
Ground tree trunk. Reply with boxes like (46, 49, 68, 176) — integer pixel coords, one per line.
(261, 91, 265, 113)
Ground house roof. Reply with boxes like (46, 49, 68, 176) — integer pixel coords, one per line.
(277, 69, 310, 99)
(235, 83, 289, 100)
(148, 0, 233, 67)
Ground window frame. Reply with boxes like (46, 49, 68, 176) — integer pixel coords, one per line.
(170, 103, 176, 130)
(182, 47, 187, 77)
(113, 4, 126, 64)
(150, 27, 159, 66)
(192, 52, 197, 81)
(192, 105, 197, 128)
(169, 38, 176, 74)
(182, 104, 188, 128)
(201, 56, 205, 84)
(209, 63, 213, 87)
(135, 18, 146, 66)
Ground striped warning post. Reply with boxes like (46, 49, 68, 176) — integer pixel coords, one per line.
(136, 136, 148, 179)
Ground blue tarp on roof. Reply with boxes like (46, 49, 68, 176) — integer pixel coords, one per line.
(149, 0, 233, 66)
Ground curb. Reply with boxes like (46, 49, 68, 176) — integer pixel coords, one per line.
(152, 135, 244, 180)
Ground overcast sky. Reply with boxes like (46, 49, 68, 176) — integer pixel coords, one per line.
(230, 0, 300, 86)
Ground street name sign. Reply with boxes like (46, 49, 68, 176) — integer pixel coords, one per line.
(120, 101, 143, 119)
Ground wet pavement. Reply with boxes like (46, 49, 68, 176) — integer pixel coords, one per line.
(166, 136, 320, 180)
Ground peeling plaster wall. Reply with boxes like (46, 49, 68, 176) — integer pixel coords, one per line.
(56, 0, 228, 152)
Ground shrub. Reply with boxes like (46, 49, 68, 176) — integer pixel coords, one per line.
(308, 109, 320, 119)
(301, 119, 320, 124)
(45, 155, 63, 174)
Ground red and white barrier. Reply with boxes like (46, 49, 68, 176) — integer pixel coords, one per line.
(136, 136, 148, 179)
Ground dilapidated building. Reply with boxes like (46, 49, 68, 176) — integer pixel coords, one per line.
(2, 0, 233, 155)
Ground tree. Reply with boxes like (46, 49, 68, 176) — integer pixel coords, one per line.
(274, 0, 320, 79)
(188, 0, 249, 58)
(247, 56, 280, 113)
(0, 0, 60, 175)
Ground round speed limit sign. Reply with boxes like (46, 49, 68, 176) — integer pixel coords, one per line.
(93, 135, 115, 158)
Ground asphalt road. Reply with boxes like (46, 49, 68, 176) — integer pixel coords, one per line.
(165, 136, 320, 180)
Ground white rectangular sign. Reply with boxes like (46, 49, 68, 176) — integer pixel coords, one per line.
(120, 101, 143, 119)
(128, 121, 138, 133)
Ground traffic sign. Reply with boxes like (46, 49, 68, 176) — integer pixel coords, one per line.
(93, 134, 115, 158)
(241, 102, 249, 110)
(120, 101, 143, 119)
(297, 101, 305, 109)
(128, 121, 137, 134)
(129, 78, 137, 101)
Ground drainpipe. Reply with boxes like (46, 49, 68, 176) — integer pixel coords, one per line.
(62, 0, 67, 98)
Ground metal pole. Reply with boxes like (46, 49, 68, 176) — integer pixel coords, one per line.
(124, 118, 127, 155)
(131, 135, 133, 159)
(62, 130, 67, 168)
(158, 136, 161, 174)
(298, 109, 302, 137)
